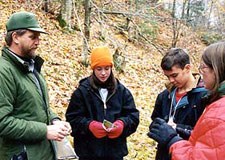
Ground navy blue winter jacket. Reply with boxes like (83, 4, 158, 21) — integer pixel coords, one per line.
(151, 77, 207, 160)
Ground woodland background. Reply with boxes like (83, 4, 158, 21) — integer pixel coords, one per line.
(0, 0, 224, 159)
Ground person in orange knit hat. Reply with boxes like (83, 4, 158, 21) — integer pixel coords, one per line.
(66, 46, 139, 160)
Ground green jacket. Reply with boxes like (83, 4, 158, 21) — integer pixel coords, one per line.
(0, 47, 58, 160)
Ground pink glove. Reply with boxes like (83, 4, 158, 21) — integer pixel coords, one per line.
(89, 121, 107, 138)
(108, 120, 124, 139)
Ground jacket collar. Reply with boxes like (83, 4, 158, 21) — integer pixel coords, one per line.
(2, 46, 44, 73)
(218, 81, 225, 96)
(79, 76, 119, 92)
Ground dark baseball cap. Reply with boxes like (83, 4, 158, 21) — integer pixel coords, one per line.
(6, 11, 47, 34)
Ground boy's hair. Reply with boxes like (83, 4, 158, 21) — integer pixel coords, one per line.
(161, 48, 190, 70)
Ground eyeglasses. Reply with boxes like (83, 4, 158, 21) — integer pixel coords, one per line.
(198, 64, 209, 73)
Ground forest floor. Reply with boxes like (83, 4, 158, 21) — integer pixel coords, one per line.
(0, 1, 206, 159)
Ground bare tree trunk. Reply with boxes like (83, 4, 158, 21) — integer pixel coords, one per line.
(207, 0, 214, 29)
(216, 5, 222, 34)
(181, 0, 188, 19)
(171, 0, 179, 47)
(186, 0, 191, 21)
(60, 0, 73, 29)
(82, 0, 91, 66)
(44, 0, 48, 12)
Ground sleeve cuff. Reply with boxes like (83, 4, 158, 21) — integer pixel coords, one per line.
(167, 135, 183, 150)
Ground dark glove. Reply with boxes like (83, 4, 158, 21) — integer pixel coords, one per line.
(147, 118, 182, 148)
(176, 126, 191, 140)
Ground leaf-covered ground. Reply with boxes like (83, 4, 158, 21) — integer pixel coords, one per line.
(0, 1, 206, 159)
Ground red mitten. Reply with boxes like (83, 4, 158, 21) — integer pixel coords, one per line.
(108, 120, 124, 139)
(89, 121, 107, 138)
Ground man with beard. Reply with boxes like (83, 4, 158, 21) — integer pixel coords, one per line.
(0, 11, 71, 160)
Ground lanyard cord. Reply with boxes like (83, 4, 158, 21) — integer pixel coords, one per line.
(168, 90, 183, 121)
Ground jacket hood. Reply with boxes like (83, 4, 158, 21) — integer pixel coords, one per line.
(78, 77, 90, 88)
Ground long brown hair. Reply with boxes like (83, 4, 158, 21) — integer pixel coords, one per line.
(202, 41, 225, 102)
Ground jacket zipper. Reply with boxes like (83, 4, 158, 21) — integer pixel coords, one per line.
(92, 89, 116, 117)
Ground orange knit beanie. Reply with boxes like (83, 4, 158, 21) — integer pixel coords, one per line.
(90, 46, 114, 69)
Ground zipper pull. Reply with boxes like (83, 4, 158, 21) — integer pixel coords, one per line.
(104, 102, 107, 109)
